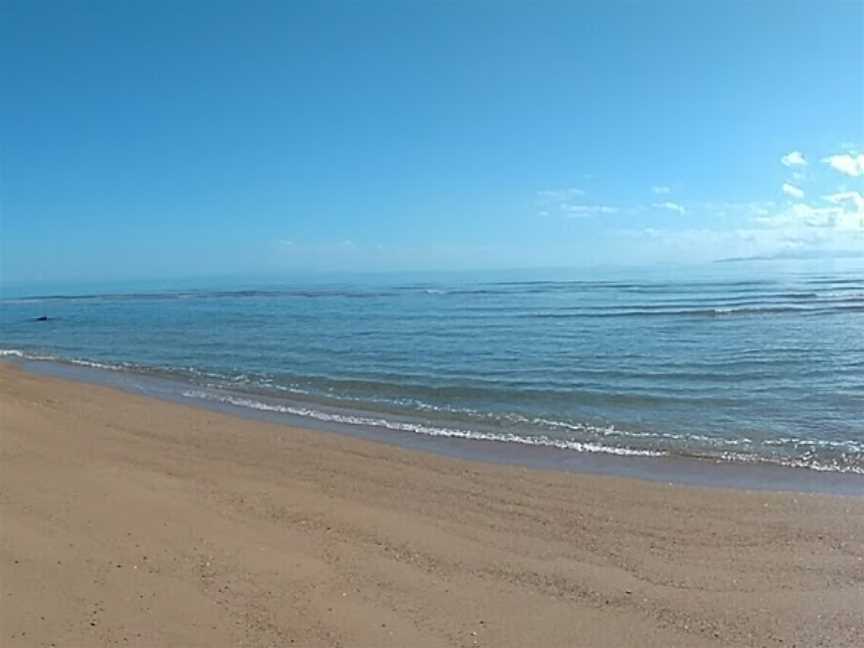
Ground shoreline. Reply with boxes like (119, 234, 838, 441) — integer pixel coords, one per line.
(5, 355, 864, 495)
(1, 362, 864, 647)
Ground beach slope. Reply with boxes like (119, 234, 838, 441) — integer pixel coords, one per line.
(1, 363, 862, 647)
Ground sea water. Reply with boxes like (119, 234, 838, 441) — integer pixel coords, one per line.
(2, 261, 862, 476)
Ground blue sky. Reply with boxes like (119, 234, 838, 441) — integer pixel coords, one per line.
(2, 1, 862, 285)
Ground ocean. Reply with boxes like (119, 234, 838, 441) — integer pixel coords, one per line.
(2, 262, 863, 481)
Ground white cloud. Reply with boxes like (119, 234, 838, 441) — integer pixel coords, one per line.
(651, 185, 672, 195)
(609, 146, 864, 262)
(695, 201, 776, 217)
(537, 186, 629, 219)
(780, 151, 807, 167)
(537, 187, 585, 202)
(652, 201, 686, 214)
(823, 191, 864, 212)
(757, 200, 863, 232)
(822, 153, 864, 177)
(782, 183, 805, 200)
(618, 213, 862, 263)
(563, 204, 619, 217)
(789, 203, 846, 227)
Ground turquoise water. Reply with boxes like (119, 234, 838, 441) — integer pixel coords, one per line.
(2, 263, 863, 474)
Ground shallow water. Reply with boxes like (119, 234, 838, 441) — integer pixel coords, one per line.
(2, 262, 863, 475)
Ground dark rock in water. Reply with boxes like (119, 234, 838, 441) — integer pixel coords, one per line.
(34, 316, 49, 321)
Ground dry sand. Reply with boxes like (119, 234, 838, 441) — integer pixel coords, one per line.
(1, 363, 862, 647)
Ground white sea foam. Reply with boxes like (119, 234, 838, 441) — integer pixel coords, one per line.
(717, 451, 864, 475)
(180, 389, 667, 458)
(0, 348, 129, 371)
(0, 348, 59, 362)
(66, 358, 128, 370)
(179, 389, 864, 474)
(763, 436, 864, 453)
(5, 347, 861, 474)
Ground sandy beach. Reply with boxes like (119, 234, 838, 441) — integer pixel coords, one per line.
(1, 363, 862, 647)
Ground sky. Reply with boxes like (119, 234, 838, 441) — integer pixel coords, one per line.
(1, 1, 863, 285)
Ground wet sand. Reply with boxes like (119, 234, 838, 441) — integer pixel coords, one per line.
(1, 363, 862, 647)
